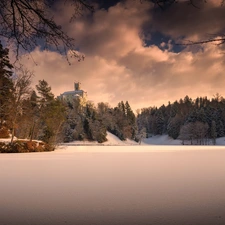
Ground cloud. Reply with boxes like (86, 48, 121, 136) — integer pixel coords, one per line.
(151, 1, 225, 43)
(54, 0, 152, 58)
(18, 0, 225, 111)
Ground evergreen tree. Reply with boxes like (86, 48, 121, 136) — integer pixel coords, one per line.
(125, 101, 136, 124)
(211, 120, 217, 145)
(197, 108, 207, 123)
(155, 109, 164, 135)
(40, 99, 66, 144)
(36, 79, 54, 106)
(118, 101, 126, 116)
(0, 41, 14, 125)
(170, 101, 179, 117)
(167, 115, 182, 139)
(110, 105, 126, 140)
(35, 80, 66, 145)
(125, 101, 136, 138)
(217, 120, 224, 137)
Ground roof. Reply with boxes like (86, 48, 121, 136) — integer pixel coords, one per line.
(61, 90, 84, 95)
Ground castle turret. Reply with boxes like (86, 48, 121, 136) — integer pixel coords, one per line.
(74, 82, 81, 91)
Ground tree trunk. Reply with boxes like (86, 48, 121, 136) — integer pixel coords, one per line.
(10, 123, 15, 144)
(30, 122, 35, 142)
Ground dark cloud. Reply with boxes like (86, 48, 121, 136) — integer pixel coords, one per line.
(92, 0, 122, 9)
(151, 1, 225, 43)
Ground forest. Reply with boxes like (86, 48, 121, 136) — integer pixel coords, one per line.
(1, 41, 225, 152)
(137, 94, 224, 145)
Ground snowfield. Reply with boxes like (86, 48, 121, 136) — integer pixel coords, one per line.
(1, 133, 225, 225)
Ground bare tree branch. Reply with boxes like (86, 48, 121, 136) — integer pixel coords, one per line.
(148, 0, 225, 47)
(149, 0, 224, 9)
(177, 37, 225, 46)
(0, 0, 93, 61)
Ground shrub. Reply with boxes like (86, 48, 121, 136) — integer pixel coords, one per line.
(0, 140, 55, 153)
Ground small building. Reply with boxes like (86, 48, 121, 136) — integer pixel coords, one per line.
(58, 82, 87, 103)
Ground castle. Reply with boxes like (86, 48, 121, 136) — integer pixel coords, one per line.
(58, 82, 87, 102)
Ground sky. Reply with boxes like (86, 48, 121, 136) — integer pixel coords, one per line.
(18, 0, 225, 111)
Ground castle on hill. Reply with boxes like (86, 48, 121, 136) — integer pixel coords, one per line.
(58, 82, 87, 102)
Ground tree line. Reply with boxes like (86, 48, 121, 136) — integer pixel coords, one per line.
(137, 95, 225, 145)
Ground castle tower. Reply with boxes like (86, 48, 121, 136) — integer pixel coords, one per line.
(74, 82, 81, 91)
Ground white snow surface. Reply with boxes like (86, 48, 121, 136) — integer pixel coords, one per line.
(1, 145, 225, 225)
(1, 132, 225, 225)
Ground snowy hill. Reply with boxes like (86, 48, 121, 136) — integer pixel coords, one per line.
(60, 132, 139, 146)
(104, 132, 138, 145)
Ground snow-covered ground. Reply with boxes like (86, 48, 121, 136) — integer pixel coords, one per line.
(1, 143, 225, 225)
(1, 132, 225, 225)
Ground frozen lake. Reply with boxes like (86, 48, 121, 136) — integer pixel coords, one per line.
(1, 145, 225, 225)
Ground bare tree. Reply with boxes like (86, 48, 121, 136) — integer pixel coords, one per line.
(7, 67, 33, 143)
(179, 121, 209, 145)
(194, 121, 209, 145)
(179, 122, 194, 145)
(0, 0, 93, 61)
(149, 0, 224, 9)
